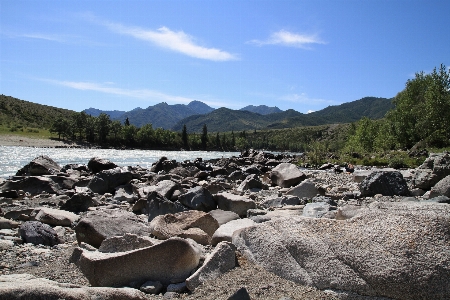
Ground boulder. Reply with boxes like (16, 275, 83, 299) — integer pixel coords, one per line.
(19, 221, 60, 246)
(269, 163, 306, 188)
(147, 192, 188, 222)
(211, 218, 256, 246)
(0, 176, 61, 196)
(178, 186, 216, 212)
(151, 157, 179, 173)
(87, 157, 118, 173)
(412, 152, 450, 189)
(75, 237, 201, 287)
(208, 209, 240, 226)
(429, 175, 450, 198)
(99, 233, 158, 253)
(30, 207, 79, 226)
(186, 241, 236, 291)
(149, 210, 219, 245)
(87, 168, 133, 194)
(0, 274, 148, 300)
(233, 202, 450, 299)
(113, 184, 137, 203)
(146, 180, 179, 199)
(285, 180, 320, 199)
(302, 202, 334, 218)
(214, 192, 256, 217)
(74, 209, 151, 248)
(60, 192, 100, 213)
(260, 195, 301, 208)
(0, 217, 20, 229)
(16, 155, 60, 176)
(237, 174, 267, 192)
(359, 171, 409, 197)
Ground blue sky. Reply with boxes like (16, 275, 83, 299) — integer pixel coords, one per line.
(1, 0, 449, 114)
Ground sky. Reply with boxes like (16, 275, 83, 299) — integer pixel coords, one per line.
(1, 0, 449, 114)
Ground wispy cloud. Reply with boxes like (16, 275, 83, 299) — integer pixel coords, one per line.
(43, 79, 194, 104)
(248, 30, 325, 49)
(279, 93, 335, 105)
(20, 33, 66, 42)
(40, 78, 233, 108)
(84, 14, 238, 61)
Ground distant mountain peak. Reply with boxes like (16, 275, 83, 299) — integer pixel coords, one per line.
(240, 105, 283, 115)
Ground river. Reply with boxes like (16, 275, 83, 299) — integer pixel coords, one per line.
(0, 146, 240, 178)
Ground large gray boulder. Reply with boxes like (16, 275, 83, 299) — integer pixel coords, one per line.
(208, 209, 240, 226)
(149, 210, 219, 245)
(178, 186, 216, 212)
(60, 192, 100, 213)
(285, 180, 320, 199)
(412, 152, 450, 189)
(237, 174, 267, 192)
(19, 221, 61, 246)
(429, 175, 450, 198)
(0, 176, 61, 196)
(302, 202, 334, 218)
(214, 192, 256, 217)
(87, 157, 118, 173)
(147, 192, 188, 222)
(74, 209, 151, 248)
(30, 207, 79, 227)
(186, 241, 236, 291)
(99, 233, 159, 253)
(233, 202, 450, 299)
(359, 171, 409, 197)
(75, 237, 201, 287)
(269, 163, 306, 188)
(87, 168, 133, 194)
(0, 274, 148, 300)
(211, 218, 256, 246)
(16, 155, 61, 176)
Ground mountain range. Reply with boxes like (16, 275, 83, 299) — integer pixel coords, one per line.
(83, 96, 393, 132)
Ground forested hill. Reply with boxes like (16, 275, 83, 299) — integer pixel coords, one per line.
(173, 97, 393, 132)
(0, 94, 75, 129)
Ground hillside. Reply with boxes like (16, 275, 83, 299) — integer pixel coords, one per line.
(0, 94, 75, 129)
(240, 105, 282, 115)
(174, 97, 392, 132)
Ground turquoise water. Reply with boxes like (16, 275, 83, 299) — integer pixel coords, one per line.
(0, 146, 239, 178)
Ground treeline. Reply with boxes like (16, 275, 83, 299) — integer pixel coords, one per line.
(50, 114, 241, 150)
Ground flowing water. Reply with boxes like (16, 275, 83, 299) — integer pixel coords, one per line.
(0, 146, 240, 178)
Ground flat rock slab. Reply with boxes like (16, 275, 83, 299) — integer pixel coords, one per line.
(149, 210, 219, 245)
(214, 192, 256, 217)
(233, 202, 450, 299)
(30, 207, 79, 227)
(212, 218, 256, 245)
(76, 237, 201, 287)
(74, 208, 151, 248)
(0, 273, 148, 300)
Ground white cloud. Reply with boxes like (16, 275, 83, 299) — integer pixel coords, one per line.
(279, 93, 333, 104)
(96, 18, 238, 61)
(307, 110, 315, 114)
(43, 79, 194, 104)
(248, 30, 325, 49)
(20, 33, 65, 42)
(40, 78, 235, 108)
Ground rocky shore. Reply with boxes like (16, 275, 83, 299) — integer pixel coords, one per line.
(0, 150, 449, 299)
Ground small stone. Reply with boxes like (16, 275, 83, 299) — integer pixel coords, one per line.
(140, 280, 163, 294)
(166, 282, 187, 293)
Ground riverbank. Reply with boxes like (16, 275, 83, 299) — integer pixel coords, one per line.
(0, 135, 85, 148)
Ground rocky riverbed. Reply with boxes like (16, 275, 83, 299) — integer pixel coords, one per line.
(0, 150, 449, 300)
